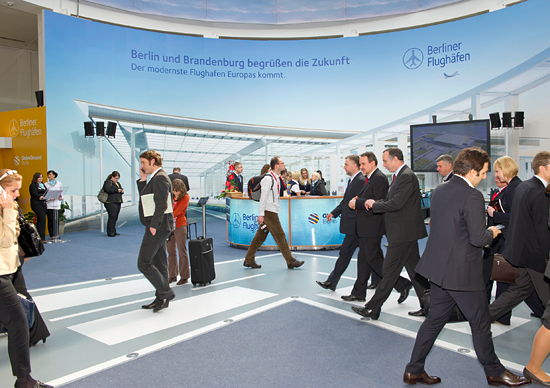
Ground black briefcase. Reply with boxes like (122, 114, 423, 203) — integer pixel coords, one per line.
(189, 237, 215, 286)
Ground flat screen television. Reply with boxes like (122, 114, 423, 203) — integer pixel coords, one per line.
(410, 119, 491, 172)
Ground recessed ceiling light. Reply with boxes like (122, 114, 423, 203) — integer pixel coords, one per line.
(7, 2, 15, 6)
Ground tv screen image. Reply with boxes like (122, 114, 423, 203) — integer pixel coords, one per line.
(410, 119, 491, 172)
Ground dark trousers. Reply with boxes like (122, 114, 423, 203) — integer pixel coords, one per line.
(489, 267, 550, 322)
(46, 209, 59, 238)
(406, 282, 505, 378)
(30, 202, 47, 241)
(245, 211, 293, 264)
(137, 228, 174, 300)
(326, 234, 359, 285)
(104, 202, 121, 236)
(0, 274, 31, 378)
(366, 240, 428, 313)
(351, 236, 411, 299)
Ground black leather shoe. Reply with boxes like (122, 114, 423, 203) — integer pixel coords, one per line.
(316, 280, 336, 291)
(341, 295, 366, 302)
(351, 306, 379, 320)
(243, 260, 261, 268)
(142, 298, 161, 309)
(403, 371, 441, 385)
(398, 284, 412, 304)
(14, 380, 54, 388)
(287, 258, 304, 269)
(115, 232, 120, 235)
(523, 367, 550, 387)
(408, 309, 426, 317)
(153, 294, 175, 313)
(366, 283, 378, 289)
(487, 369, 531, 387)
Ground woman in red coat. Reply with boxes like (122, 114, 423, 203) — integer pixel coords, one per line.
(167, 179, 190, 285)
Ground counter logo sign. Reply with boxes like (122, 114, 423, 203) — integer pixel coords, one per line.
(231, 213, 241, 229)
(9, 120, 19, 137)
(13, 156, 20, 166)
(308, 213, 319, 224)
(403, 48, 424, 69)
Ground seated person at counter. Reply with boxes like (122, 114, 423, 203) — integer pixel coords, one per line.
(287, 171, 302, 196)
(310, 172, 327, 196)
(299, 168, 311, 195)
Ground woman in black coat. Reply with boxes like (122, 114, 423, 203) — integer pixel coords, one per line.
(103, 171, 124, 237)
(28, 173, 47, 241)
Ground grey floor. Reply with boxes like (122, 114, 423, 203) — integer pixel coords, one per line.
(0, 206, 545, 387)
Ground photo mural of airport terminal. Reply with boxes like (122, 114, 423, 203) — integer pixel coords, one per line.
(43, 0, 550, 210)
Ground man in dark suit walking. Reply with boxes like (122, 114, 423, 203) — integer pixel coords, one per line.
(403, 147, 529, 387)
(489, 151, 550, 324)
(352, 147, 428, 319)
(168, 167, 190, 191)
(316, 155, 364, 291)
(138, 150, 176, 313)
(344, 151, 412, 302)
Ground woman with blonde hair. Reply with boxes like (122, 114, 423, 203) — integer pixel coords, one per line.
(299, 168, 311, 195)
(167, 179, 190, 285)
(0, 169, 53, 388)
(287, 171, 301, 196)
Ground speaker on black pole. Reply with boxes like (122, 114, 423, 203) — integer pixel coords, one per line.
(84, 121, 94, 137)
(35, 91, 44, 107)
(96, 121, 105, 137)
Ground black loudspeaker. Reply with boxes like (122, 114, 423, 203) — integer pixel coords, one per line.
(502, 112, 512, 128)
(84, 121, 94, 137)
(106, 122, 117, 138)
(489, 113, 501, 129)
(514, 111, 524, 128)
(35, 90, 44, 107)
(96, 122, 105, 137)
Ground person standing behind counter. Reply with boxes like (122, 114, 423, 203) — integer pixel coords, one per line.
(45, 170, 63, 240)
(0, 169, 53, 388)
(310, 172, 327, 196)
(103, 171, 124, 237)
(29, 172, 47, 241)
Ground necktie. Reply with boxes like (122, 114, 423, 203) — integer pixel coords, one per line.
(363, 176, 369, 187)
(347, 178, 351, 188)
(392, 174, 396, 182)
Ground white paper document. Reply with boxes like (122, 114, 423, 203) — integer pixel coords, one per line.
(141, 193, 172, 217)
(44, 188, 63, 200)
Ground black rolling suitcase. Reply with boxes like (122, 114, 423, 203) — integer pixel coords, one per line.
(189, 237, 215, 286)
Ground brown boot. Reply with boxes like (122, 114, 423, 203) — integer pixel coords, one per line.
(243, 260, 261, 269)
(287, 258, 305, 269)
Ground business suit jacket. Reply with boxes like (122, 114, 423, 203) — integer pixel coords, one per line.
(331, 173, 366, 235)
(168, 172, 190, 191)
(443, 171, 454, 182)
(355, 168, 388, 238)
(137, 169, 174, 233)
(372, 165, 427, 244)
(502, 176, 550, 273)
(415, 176, 493, 291)
(489, 175, 521, 241)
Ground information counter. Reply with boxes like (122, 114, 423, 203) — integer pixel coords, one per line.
(226, 196, 344, 250)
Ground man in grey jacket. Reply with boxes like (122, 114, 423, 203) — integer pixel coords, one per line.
(137, 150, 175, 313)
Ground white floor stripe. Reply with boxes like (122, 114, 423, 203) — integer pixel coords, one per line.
(316, 272, 356, 280)
(48, 297, 293, 387)
(190, 273, 266, 290)
(119, 221, 128, 227)
(34, 279, 155, 313)
(49, 298, 153, 322)
(68, 286, 278, 345)
(29, 274, 143, 293)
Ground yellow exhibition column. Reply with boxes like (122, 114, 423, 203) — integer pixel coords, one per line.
(0, 107, 48, 214)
